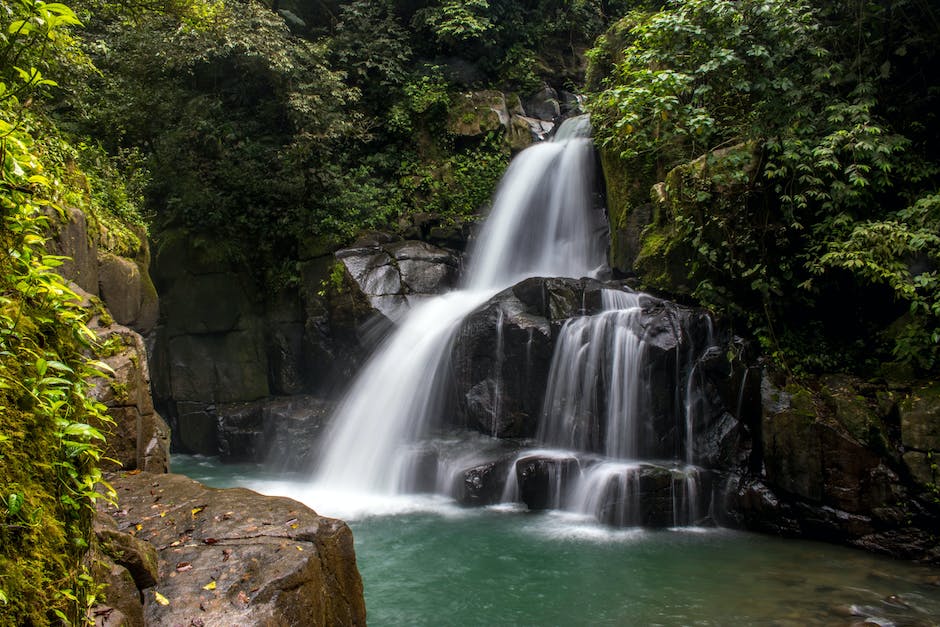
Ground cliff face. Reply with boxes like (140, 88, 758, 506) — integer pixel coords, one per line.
(598, 149, 940, 563)
(48, 207, 368, 626)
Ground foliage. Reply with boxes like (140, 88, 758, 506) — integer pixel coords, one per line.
(62, 0, 362, 278)
(395, 134, 508, 219)
(588, 0, 940, 373)
(1, 2, 129, 623)
(412, 0, 495, 49)
(329, 0, 412, 108)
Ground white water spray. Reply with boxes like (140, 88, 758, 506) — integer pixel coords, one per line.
(313, 117, 607, 495)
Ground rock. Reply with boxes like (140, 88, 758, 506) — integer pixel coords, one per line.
(207, 396, 333, 467)
(96, 528, 160, 590)
(900, 383, 940, 451)
(337, 239, 459, 321)
(100, 471, 366, 626)
(138, 411, 171, 473)
(453, 290, 554, 438)
(761, 378, 824, 501)
(389, 240, 458, 294)
(451, 276, 729, 454)
(298, 255, 380, 391)
(162, 272, 252, 335)
(260, 397, 334, 470)
(89, 557, 144, 627)
(448, 90, 508, 136)
(97, 252, 159, 334)
(48, 205, 99, 295)
(514, 454, 580, 510)
(458, 458, 515, 506)
(507, 114, 535, 150)
(523, 85, 561, 122)
(167, 331, 270, 403)
(84, 294, 170, 472)
(175, 401, 219, 455)
(397, 213, 473, 250)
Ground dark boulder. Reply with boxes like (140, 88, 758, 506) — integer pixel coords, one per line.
(514, 454, 581, 510)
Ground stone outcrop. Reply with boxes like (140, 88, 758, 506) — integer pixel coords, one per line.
(446, 86, 582, 152)
(96, 471, 366, 626)
(451, 277, 723, 451)
(91, 317, 171, 473)
(47, 205, 159, 335)
(721, 371, 940, 563)
(215, 395, 333, 468)
(337, 238, 460, 321)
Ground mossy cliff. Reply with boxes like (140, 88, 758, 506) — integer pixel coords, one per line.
(588, 0, 940, 560)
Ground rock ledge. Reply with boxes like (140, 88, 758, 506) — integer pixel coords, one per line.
(97, 471, 366, 626)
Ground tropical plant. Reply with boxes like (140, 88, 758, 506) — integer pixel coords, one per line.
(588, 0, 940, 372)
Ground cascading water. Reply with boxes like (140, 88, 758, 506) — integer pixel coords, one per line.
(313, 116, 607, 494)
(538, 289, 646, 458)
(313, 115, 715, 527)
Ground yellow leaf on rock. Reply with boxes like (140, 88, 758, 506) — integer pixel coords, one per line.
(203, 581, 217, 591)
(154, 591, 170, 606)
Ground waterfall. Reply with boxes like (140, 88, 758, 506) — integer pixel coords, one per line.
(538, 290, 646, 457)
(313, 114, 715, 528)
(313, 116, 607, 493)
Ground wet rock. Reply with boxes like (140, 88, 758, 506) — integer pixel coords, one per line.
(459, 457, 515, 506)
(515, 455, 580, 510)
(452, 286, 555, 438)
(99, 471, 366, 626)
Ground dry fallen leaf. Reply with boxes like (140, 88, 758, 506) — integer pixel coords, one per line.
(202, 581, 216, 591)
(203, 537, 218, 545)
(153, 591, 170, 606)
(175, 562, 192, 573)
(191, 506, 205, 518)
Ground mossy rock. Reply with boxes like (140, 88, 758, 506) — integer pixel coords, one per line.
(818, 374, 893, 458)
(599, 148, 655, 275)
(448, 91, 506, 137)
(900, 382, 940, 451)
(633, 221, 695, 296)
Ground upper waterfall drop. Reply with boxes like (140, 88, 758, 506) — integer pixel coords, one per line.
(312, 116, 611, 496)
(463, 115, 608, 291)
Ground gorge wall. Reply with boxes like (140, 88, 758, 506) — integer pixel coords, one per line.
(48, 207, 367, 626)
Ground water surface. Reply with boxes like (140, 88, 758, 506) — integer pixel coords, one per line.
(173, 455, 940, 626)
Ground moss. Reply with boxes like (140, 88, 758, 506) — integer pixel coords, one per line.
(110, 381, 130, 403)
(599, 147, 659, 275)
(0, 409, 78, 626)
